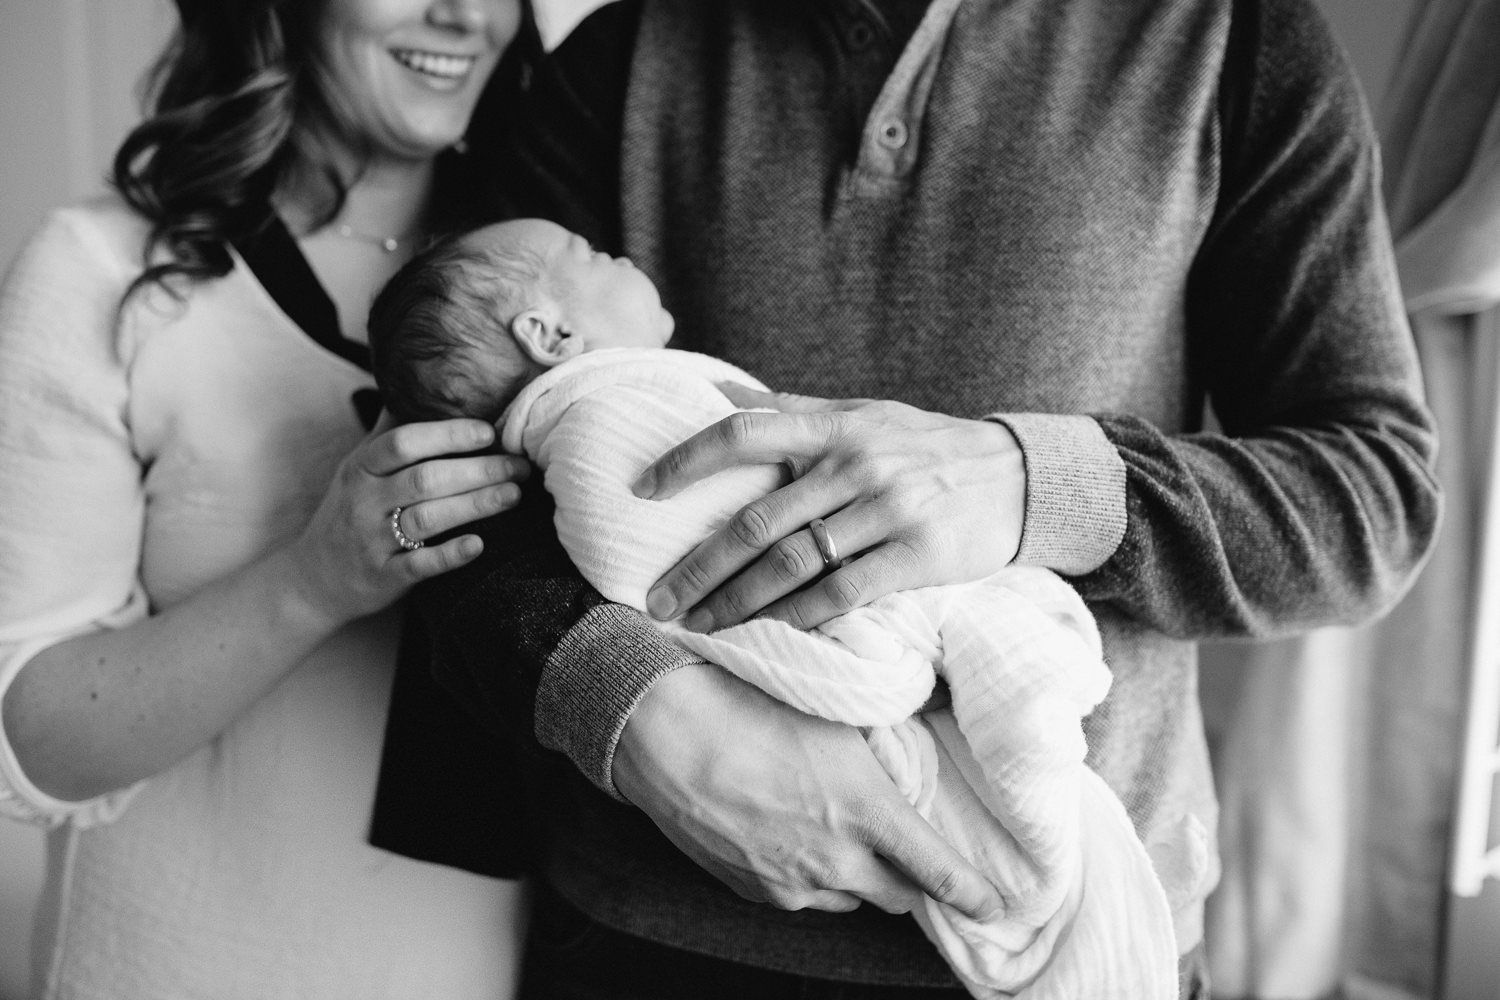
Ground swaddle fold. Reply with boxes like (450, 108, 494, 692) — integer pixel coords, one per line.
(502, 348, 1178, 998)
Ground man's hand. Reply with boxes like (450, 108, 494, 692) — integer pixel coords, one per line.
(612, 662, 1003, 919)
(633, 387, 1025, 632)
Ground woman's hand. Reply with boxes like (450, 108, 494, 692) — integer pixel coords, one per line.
(292, 416, 529, 626)
(633, 386, 1025, 632)
(4, 416, 528, 804)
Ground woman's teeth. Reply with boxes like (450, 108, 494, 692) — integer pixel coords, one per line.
(391, 50, 476, 80)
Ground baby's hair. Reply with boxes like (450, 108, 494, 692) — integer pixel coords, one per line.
(368, 229, 547, 424)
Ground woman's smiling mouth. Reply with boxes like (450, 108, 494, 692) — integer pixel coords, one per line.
(390, 49, 477, 80)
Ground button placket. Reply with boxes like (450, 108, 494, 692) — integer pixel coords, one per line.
(847, 19, 876, 50)
(843, 0, 966, 196)
(876, 119, 909, 150)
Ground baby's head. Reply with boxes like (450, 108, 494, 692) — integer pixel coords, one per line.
(369, 218, 675, 423)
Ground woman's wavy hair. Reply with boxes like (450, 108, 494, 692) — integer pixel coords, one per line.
(113, 0, 532, 303)
(112, 0, 330, 299)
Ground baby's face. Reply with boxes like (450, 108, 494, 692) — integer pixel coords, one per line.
(484, 218, 675, 349)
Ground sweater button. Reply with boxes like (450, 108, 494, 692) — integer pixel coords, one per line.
(847, 20, 876, 49)
(876, 119, 909, 149)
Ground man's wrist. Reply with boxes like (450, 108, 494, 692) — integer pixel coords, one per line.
(984, 413, 1127, 574)
(612, 660, 724, 804)
(536, 604, 708, 800)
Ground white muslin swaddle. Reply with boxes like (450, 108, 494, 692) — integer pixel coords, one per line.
(501, 348, 1178, 999)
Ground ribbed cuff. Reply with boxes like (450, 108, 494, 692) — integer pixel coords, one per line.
(985, 413, 1127, 575)
(535, 604, 703, 801)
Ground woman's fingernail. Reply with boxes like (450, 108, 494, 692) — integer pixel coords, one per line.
(632, 468, 657, 499)
(646, 587, 677, 620)
(683, 608, 713, 633)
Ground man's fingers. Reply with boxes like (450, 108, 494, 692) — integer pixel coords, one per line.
(771, 888, 865, 913)
(716, 382, 870, 414)
(866, 801, 1003, 922)
(759, 542, 918, 632)
(633, 411, 836, 500)
(678, 506, 889, 631)
(646, 473, 845, 623)
(845, 857, 924, 915)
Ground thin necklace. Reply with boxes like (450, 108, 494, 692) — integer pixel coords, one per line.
(333, 222, 416, 254)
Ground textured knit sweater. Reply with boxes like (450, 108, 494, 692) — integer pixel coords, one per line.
(0, 199, 527, 1000)
(381, 0, 1441, 986)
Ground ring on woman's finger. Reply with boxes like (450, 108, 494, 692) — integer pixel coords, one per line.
(808, 517, 847, 571)
(390, 506, 424, 552)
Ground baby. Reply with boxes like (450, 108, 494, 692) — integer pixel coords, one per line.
(367, 219, 1182, 1000)
(369, 218, 675, 425)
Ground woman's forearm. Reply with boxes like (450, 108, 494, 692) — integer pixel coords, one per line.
(2, 415, 522, 808)
(2, 545, 348, 803)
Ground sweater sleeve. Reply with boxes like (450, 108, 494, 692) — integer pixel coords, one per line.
(1061, 0, 1440, 638)
(415, 485, 704, 799)
(0, 204, 149, 827)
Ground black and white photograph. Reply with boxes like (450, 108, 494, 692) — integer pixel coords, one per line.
(1, 0, 1497, 997)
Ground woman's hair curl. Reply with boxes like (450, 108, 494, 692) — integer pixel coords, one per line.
(112, 0, 325, 299)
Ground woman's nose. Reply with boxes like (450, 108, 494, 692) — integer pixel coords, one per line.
(427, 0, 489, 33)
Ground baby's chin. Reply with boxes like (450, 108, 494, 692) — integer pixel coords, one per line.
(657, 309, 676, 344)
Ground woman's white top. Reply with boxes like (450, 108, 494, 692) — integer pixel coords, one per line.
(0, 197, 523, 1000)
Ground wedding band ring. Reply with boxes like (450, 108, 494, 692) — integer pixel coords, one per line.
(809, 517, 843, 570)
(390, 506, 423, 552)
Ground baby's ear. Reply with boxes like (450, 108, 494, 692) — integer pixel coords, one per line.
(510, 308, 579, 366)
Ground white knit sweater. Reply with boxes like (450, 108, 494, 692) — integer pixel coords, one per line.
(0, 198, 522, 1000)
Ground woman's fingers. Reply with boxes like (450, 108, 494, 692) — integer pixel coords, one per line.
(395, 453, 529, 508)
(389, 480, 524, 548)
(362, 418, 530, 555)
(361, 417, 498, 477)
(390, 533, 487, 581)
(383, 451, 528, 587)
(292, 417, 531, 624)
(368, 406, 399, 436)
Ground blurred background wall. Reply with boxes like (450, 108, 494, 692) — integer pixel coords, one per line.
(0, 4, 172, 996)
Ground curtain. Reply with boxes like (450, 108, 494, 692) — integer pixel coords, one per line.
(1201, 1, 1500, 997)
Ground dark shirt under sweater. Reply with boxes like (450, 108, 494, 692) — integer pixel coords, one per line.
(373, 0, 1440, 986)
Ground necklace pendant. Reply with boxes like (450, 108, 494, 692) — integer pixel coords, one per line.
(333, 223, 405, 253)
